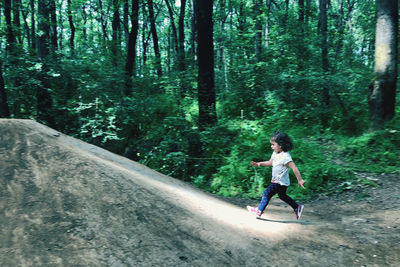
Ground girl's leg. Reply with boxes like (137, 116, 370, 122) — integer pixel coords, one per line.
(277, 185, 299, 210)
(258, 183, 280, 213)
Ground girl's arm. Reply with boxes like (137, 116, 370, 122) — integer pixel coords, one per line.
(251, 158, 272, 167)
(287, 161, 306, 189)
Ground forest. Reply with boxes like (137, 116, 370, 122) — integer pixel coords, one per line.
(0, 0, 399, 199)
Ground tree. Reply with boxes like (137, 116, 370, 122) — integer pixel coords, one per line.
(318, 0, 330, 127)
(0, 61, 10, 118)
(37, 0, 55, 127)
(195, 0, 217, 128)
(67, 0, 76, 53)
(148, 0, 162, 77)
(369, 0, 398, 130)
(124, 0, 140, 95)
(111, 0, 121, 65)
(4, 0, 16, 53)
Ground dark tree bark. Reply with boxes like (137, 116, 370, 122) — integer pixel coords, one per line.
(50, 0, 58, 50)
(124, 0, 140, 96)
(148, 0, 162, 77)
(123, 0, 129, 46)
(178, 0, 186, 57)
(98, 0, 109, 40)
(253, 0, 263, 61)
(67, 0, 75, 52)
(37, 0, 55, 127)
(13, 0, 22, 43)
(82, 5, 88, 41)
(165, 0, 179, 54)
(369, 0, 398, 130)
(21, 5, 32, 48)
(298, 0, 304, 25)
(111, 0, 121, 65)
(178, 0, 188, 98)
(142, 4, 149, 66)
(319, 0, 330, 127)
(194, 0, 217, 128)
(4, 0, 16, 53)
(0, 60, 10, 118)
(30, 0, 36, 50)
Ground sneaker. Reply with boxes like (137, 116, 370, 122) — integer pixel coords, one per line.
(295, 204, 304, 220)
(247, 206, 262, 217)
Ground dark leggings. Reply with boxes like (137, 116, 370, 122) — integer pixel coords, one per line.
(258, 183, 298, 213)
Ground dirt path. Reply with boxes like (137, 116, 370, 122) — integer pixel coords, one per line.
(0, 119, 399, 266)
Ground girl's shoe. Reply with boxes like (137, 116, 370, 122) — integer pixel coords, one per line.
(295, 204, 304, 220)
(247, 206, 262, 217)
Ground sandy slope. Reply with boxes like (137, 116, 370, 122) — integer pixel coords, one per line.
(0, 119, 399, 266)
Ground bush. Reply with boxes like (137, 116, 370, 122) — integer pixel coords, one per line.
(338, 128, 400, 173)
(209, 122, 352, 200)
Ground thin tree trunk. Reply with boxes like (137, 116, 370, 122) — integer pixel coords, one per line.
(124, 0, 140, 96)
(254, 0, 263, 61)
(37, 0, 55, 127)
(123, 0, 129, 46)
(178, 0, 188, 97)
(98, 0, 109, 40)
(111, 0, 121, 66)
(4, 0, 16, 53)
(142, 5, 148, 67)
(13, 0, 22, 43)
(165, 0, 179, 55)
(50, 0, 57, 50)
(21, 6, 32, 48)
(195, 0, 217, 128)
(178, 0, 186, 57)
(369, 0, 398, 130)
(82, 4, 88, 41)
(319, 0, 329, 107)
(148, 0, 162, 77)
(67, 0, 75, 53)
(0, 60, 10, 118)
(31, 0, 36, 50)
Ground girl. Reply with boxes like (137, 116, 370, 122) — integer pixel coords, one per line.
(247, 131, 306, 220)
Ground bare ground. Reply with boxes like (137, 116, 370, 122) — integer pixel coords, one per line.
(0, 119, 399, 266)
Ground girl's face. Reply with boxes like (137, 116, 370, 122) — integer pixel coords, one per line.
(270, 139, 282, 153)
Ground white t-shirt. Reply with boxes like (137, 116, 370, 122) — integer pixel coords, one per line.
(271, 151, 293, 186)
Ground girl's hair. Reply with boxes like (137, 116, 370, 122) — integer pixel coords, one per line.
(270, 131, 293, 152)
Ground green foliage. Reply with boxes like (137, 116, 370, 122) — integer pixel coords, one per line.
(208, 122, 353, 200)
(337, 123, 400, 173)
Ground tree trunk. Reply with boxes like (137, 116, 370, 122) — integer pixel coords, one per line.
(319, 0, 330, 127)
(67, 0, 75, 53)
(31, 0, 36, 50)
(123, 0, 129, 46)
(50, 0, 58, 50)
(148, 0, 162, 77)
(21, 5, 32, 48)
(178, 0, 188, 98)
(4, 0, 16, 53)
(195, 0, 217, 128)
(98, 0, 109, 40)
(82, 4, 88, 41)
(124, 0, 140, 96)
(254, 0, 263, 62)
(0, 60, 10, 118)
(111, 0, 121, 66)
(369, 0, 398, 130)
(178, 0, 186, 57)
(165, 0, 179, 55)
(37, 0, 55, 127)
(13, 0, 22, 44)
